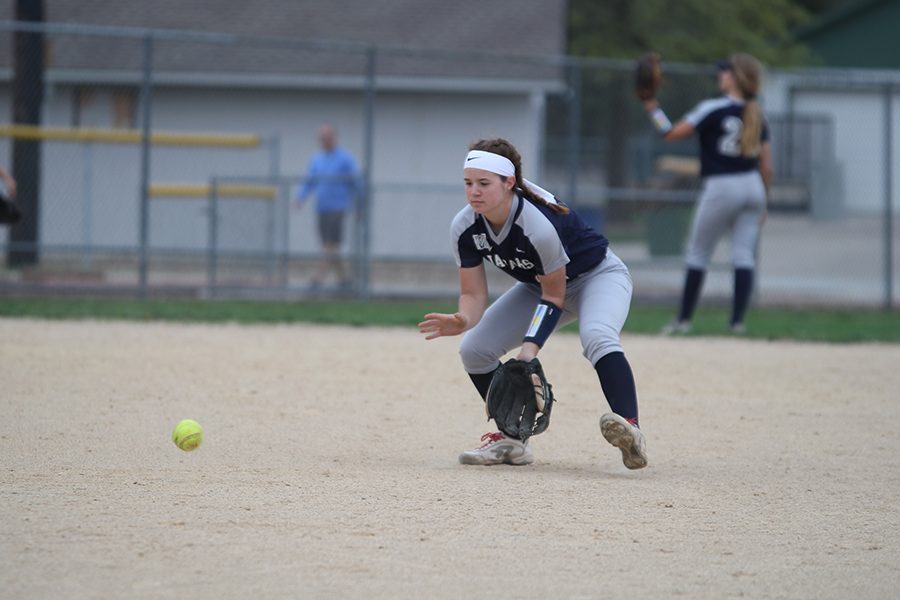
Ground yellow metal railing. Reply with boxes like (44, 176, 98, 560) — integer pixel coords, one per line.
(148, 183, 277, 200)
(0, 124, 261, 148)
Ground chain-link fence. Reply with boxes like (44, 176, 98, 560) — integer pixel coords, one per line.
(0, 21, 897, 308)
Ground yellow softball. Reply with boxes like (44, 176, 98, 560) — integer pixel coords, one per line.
(172, 419, 204, 451)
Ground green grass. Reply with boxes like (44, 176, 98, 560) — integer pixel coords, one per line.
(0, 297, 454, 327)
(619, 305, 899, 343)
(0, 296, 897, 343)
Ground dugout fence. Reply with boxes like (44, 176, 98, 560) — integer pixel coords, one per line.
(0, 19, 897, 308)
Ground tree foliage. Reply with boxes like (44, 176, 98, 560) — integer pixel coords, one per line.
(568, 0, 829, 66)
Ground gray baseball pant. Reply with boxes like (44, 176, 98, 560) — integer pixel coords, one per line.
(685, 171, 766, 270)
(460, 250, 633, 375)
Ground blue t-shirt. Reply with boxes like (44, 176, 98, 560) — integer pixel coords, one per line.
(296, 147, 358, 213)
(451, 194, 608, 284)
(684, 96, 770, 177)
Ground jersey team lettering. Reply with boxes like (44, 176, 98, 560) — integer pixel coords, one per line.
(484, 254, 535, 271)
(451, 194, 608, 284)
(473, 234, 492, 251)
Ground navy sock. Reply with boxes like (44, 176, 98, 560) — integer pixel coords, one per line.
(593, 352, 639, 425)
(468, 367, 499, 401)
(678, 268, 705, 323)
(731, 268, 753, 326)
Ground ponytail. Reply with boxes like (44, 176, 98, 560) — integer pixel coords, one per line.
(469, 138, 569, 215)
(518, 181, 569, 215)
(740, 100, 763, 158)
(730, 53, 764, 158)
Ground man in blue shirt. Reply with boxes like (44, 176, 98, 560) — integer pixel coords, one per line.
(295, 124, 359, 291)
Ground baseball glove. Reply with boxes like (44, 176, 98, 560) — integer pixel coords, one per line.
(0, 193, 22, 225)
(486, 358, 556, 442)
(634, 52, 663, 101)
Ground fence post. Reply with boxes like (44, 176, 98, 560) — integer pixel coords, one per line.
(786, 85, 796, 179)
(566, 60, 582, 205)
(81, 140, 93, 270)
(359, 46, 376, 299)
(207, 178, 220, 297)
(884, 84, 894, 311)
(137, 33, 153, 298)
(280, 177, 291, 289)
(8, 6, 44, 268)
(264, 137, 279, 284)
(269, 137, 290, 289)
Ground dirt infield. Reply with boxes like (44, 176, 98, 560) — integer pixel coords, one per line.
(2, 318, 899, 599)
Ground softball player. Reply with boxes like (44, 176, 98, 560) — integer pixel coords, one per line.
(0, 166, 18, 226)
(642, 53, 773, 334)
(418, 138, 647, 470)
(0, 166, 16, 199)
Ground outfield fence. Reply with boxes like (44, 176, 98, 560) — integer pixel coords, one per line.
(0, 20, 897, 308)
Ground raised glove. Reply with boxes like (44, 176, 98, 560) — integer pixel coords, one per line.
(486, 358, 555, 442)
(634, 52, 663, 101)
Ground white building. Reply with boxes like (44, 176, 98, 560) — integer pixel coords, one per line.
(0, 0, 567, 260)
(765, 67, 900, 218)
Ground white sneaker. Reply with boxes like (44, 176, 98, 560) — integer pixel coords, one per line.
(660, 320, 691, 335)
(730, 322, 746, 335)
(458, 432, 534, 466)
(600, 413, 648, 470)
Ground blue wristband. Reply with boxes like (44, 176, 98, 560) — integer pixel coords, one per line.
(523, 299, 562, 348)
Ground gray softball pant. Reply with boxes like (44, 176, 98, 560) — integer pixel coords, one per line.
(685, 171, 766, 270)
(460, 250, 632, 375)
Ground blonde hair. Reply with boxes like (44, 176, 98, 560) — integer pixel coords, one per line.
(468, 138, 569, 214)
(730, 53, 764, 157)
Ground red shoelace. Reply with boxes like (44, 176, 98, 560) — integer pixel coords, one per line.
(478, 432, 505, 448)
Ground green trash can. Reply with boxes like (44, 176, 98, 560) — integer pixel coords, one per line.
(645, 203, 693, 257)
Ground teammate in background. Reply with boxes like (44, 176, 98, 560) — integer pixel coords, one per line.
(418, 138, 647, 470)
(0, 166, 16, 200)
(295, 124, 359, 292)
(641, 54, 773, 334)
(0, 165, 19, 226)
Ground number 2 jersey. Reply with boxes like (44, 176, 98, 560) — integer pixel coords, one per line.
(451, 193, 608, 284)
(684, 95, 770, 177)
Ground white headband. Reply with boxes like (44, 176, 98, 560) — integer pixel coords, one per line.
(463, 150, 557, 205)
(464, 150, 515, 177)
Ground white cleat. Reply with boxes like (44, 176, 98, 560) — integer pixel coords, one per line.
(459, 432, 534, 466)
(600, 413, 648, 470)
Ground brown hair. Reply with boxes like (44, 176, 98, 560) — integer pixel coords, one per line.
(730, 53, 764, 158)
(468, 138, 569, 214)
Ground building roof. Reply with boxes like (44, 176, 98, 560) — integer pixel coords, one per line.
(0, 1, 569, 88)
(44, 0, 567, 56)
(794, 0, 900, 69)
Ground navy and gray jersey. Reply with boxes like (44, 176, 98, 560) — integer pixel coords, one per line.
(684, 95, 770, 177)
(451, 194, 608, 284)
